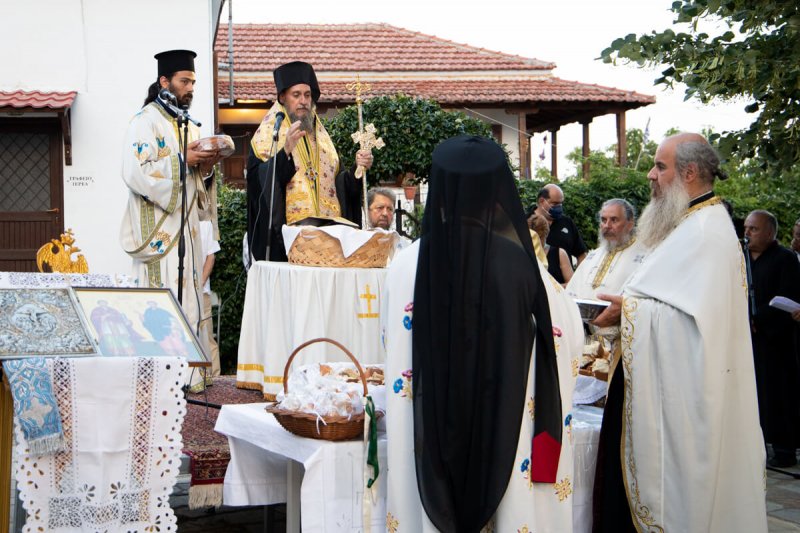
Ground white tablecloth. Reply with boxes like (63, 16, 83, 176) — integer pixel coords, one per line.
(215, 403, 387, 532)
(236, 261, 388, 398)
(571, 405, 604, 533)
(217, 403, 602, 533)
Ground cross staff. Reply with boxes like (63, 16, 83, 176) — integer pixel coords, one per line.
(346, 76, 384, 219)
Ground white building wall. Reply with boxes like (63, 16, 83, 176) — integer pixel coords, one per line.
(2, 0, 217, 275)
(461, 108, 525, 175)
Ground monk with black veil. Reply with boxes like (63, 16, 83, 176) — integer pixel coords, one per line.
(383, 135, 580, 532)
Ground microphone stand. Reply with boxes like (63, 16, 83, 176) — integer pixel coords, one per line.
(264, 133, 280, 262)
(160, 96, 215, 405)
(742, 237, 756, 318)
(394, 199, 420, 240)
(161, 97, 201, 306)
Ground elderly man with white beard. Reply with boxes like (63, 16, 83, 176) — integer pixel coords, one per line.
(567, 199, 647, 404)
(590, 133, 767, 533)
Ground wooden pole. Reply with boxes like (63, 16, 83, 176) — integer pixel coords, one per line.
(1, 373, 13, 532)
(550, 129, 558, 178)
(616, 112, 627, 168)
(518, 113, 529, 179)
(582, 121, 591, 180)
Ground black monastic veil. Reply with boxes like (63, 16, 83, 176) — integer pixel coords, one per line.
(412, 136, 562, 532)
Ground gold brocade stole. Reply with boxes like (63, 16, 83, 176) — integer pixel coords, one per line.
(684, 195, 723, 217)
(591, 237, 637, 289)
(251, 103, 342, 224)
(530, 230, 549, 267)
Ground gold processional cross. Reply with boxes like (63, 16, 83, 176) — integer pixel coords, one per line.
(346, 76, 385, 217)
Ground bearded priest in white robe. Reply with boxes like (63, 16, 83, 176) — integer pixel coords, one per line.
(120, 50, 220, 347)
(567, 198, 647, 307)
(592, 133, 766, 533)
(382, 136, 582, 532)
(567, 198, 647, 404)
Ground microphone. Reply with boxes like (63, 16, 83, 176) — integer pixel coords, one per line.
(159, 88, 177, 105)
(272, 111, 286, 140)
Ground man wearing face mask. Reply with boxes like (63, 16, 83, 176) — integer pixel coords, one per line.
(535, 184, 588, 266)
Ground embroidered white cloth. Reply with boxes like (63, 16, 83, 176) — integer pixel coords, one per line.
(381, 242, 584, 532)
(0, 272, 134, 289)
(236, 261, 387, 398)
(215, 402, 388, 532)
(14, 356, 187, 532)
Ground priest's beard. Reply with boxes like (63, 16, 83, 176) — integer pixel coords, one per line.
(167, 82, 193, 108)
(599, 231, 634, 253)
(638, 178, 690, 249)
(289, 105, 316, 134)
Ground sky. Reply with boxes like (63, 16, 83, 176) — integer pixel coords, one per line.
(230, 0, 751, 178)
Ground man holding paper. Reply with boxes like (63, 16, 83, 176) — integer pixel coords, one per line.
(744, 209, 800, 467)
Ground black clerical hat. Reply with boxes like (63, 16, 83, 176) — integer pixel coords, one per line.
(273, 61, 320, 102)
(155, 49, 197, 77)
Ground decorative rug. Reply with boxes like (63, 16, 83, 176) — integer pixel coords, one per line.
(182, 375, 262, 508)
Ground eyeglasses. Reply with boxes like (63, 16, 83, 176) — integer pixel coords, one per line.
(370, 205, 395, 213)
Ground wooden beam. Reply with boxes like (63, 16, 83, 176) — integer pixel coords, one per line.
(0, 374, 12, 532)
(60, 108, 72, 166)
(582, 121, 591, 180)
(616, 112, 627, 168)
(518, 113, 529, 179)
(213, 51, 220, 133)
(504, 106, 540, 115)
(550, 129, 558, 178)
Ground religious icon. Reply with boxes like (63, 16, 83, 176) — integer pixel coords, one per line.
(0, 288, 97, 359)
(72, 287, 209, 367)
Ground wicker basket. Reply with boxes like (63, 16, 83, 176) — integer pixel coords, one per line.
(287, 228, 394, 268)
(265, 338, 373, 441)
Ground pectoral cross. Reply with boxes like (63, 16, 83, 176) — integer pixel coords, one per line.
(357, 284, 378, 319)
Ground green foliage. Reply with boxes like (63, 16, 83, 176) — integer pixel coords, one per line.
(213, 184, 248, 373)
(716, 158, 800, 244)
(519, 127, 800, 247)
(402, 203, 426, 240)
(559, 174, 651, 248)
(323, 94, 493, 185)
(600, 0, 800, 173)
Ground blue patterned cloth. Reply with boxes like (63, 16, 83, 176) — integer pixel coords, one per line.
(2, 358, 65, 456)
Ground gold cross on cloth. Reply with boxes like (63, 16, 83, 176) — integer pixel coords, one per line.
(357, 284, 378, 319)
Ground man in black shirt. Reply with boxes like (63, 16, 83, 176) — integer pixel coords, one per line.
(745, 209, 800, 467)
(534, 184, 587, 265)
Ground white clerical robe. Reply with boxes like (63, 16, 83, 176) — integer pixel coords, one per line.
(382, 241, 582, 532)
(619, 201, 767, 532)
(567, 239, 647, 302)
(567, 239, 647, 403)
(119, 102, 213, 338)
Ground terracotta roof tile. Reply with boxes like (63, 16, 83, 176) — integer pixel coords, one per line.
(0, 90, 77, 109)
(220, 78, 655, 106)
(215, 23, 554, 72)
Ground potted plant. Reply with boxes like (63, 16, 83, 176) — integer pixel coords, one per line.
(402, 173, 417, 201)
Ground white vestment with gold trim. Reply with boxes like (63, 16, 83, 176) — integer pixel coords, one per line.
(567, 238, 647, 303)
(619, 201, 766, 532)
(382, 241, 582, 532)
(119, 102, 214, 336)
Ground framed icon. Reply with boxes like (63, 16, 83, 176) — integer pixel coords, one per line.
(72, 287, 209, 367)
(0, 288, 97, 359)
